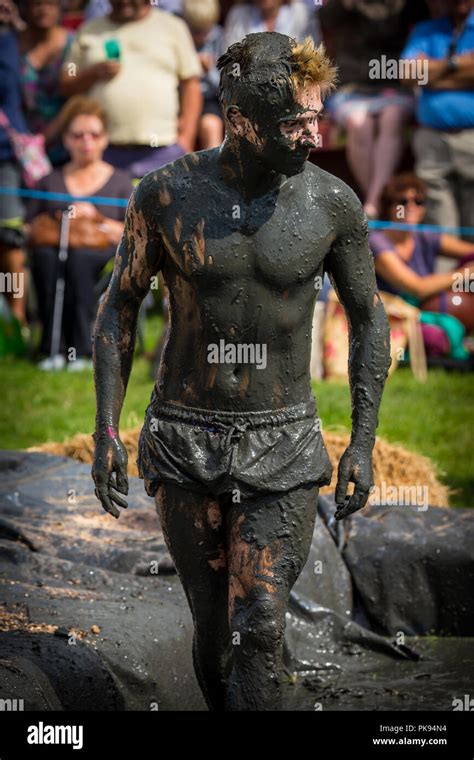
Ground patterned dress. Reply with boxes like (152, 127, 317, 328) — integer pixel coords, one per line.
(19, 33, 73, 165)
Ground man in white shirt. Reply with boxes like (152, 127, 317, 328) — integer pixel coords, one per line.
(61, 0, 202, 176)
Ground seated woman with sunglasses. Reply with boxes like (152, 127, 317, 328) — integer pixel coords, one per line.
(369, 173, 474, 357)
(27, 95, 133, 370)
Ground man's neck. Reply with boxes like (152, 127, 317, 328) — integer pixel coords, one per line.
(109, 6, 151, 24)
(218, 138, 286, 200)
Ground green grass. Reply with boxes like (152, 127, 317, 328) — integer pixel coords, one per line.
(313, 372, 474, 508)
(0, 316, 472, 507)
(0, 315, 163, 447)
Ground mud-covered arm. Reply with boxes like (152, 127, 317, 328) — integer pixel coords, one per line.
(324, 189, 391, 519)
(92, 175, 164, 517)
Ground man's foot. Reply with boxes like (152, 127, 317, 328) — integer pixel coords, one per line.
(38, 355, 66, 371)
(67, 358, 93, 372)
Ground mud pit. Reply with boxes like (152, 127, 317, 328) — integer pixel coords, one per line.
(0, 450, 473, 711)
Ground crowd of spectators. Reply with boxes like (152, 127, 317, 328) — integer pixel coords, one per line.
(0, 0, 473, 369)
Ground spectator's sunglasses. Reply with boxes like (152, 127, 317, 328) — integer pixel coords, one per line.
(394, 196, 426, 206)
(68, 130, 105, 140)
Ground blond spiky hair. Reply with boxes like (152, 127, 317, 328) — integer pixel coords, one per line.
(289, 38, 338, 98)
(217, 32, 339, 120)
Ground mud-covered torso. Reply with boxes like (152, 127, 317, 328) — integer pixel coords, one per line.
(153, 150, 338, 411)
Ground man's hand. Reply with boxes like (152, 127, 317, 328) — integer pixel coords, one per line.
(92, 432, 129, 518)
(73, 201, 99, 219)
(324, 183, 390, 522)
(334, 445, 374, 520)
(198, 52, 215, 72)
(99, 218, 125, 245)
(92, 60, 121, 82)
(177, 133, 195, 153)
(60, 60, 121, 97)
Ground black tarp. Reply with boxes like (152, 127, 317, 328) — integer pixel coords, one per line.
(0, 450, 473, 711)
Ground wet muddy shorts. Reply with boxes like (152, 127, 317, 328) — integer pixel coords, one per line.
(137, 390, 333, 499)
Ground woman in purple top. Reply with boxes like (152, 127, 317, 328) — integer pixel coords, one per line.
(369, 173, 474, 303)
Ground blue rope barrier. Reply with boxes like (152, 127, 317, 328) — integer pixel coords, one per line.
(0, 186, 129, 208)
(368, 219, 474, 237)
(1, 185, 474, 236)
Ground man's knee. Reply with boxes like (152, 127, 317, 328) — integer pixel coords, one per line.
(413, 128, 450, 178)
(229, 594, 285, 657)
(346, 111, 372, 132)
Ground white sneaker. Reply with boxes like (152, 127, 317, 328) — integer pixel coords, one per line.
(67, 358, 93, 372)
(38, 355, 66, 371)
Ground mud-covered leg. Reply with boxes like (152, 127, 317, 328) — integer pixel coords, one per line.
(155, 482, 232, 711)
(225, 483, 319, 711)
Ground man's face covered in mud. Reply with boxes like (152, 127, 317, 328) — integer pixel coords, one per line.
(226, 83, 323, 177)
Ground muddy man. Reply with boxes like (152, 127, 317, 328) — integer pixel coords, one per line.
(92, 32, 391, 711)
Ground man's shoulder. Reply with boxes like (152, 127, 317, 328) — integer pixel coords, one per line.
(304, 162, 361, 206)
(76, 9, 188, 37)
(133, 149, 218, 205)
(405, 16, 450, 43)
(304, 163, 367, 239)
(147, 8, 192, 34)
(149, 148, 217, 183)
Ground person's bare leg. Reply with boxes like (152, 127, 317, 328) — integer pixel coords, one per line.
(0, 246, 27, 324)
(199, 113, 224, 149)
(345, 112, 376, 198)
(155, 482, 232, 711)
(365, 105, 407, 214)
(225, 483, 319, 711)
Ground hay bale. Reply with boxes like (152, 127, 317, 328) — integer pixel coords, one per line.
(29, 427, 451, 507)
